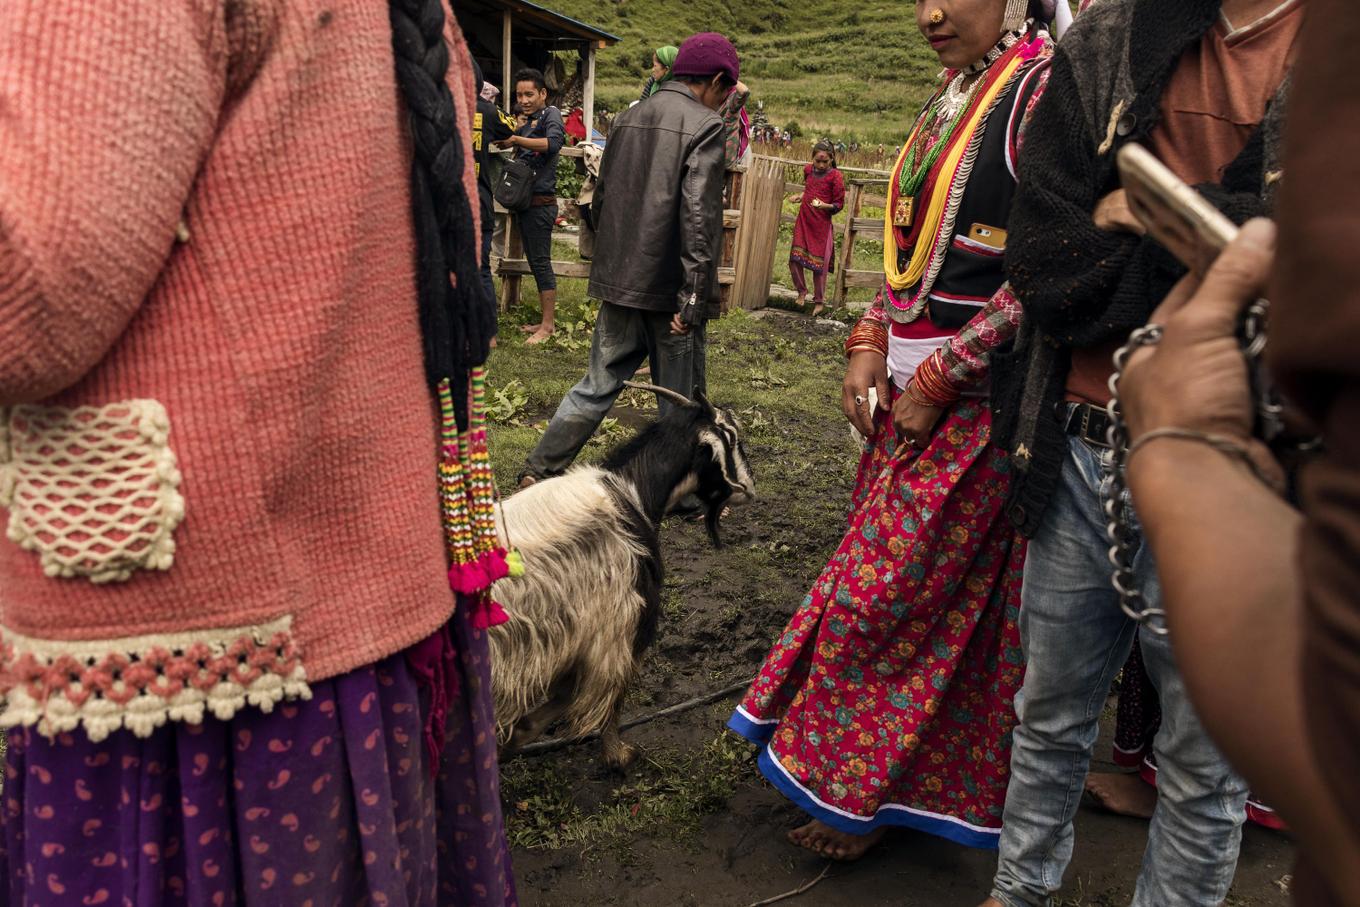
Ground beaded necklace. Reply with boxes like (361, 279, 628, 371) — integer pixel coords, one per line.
(897, 80, 979, 200)
(895, 29, 1025, 202)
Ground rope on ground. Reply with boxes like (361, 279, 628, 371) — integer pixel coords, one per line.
(512, 677, 756, 758)
(744, 864, 833, 907)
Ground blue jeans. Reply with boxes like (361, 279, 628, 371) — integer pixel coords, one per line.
(991, 430, 1249, 907)
(522, 301, 706, 480)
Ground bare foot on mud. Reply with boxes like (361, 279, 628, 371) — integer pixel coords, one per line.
(787, 821, 885, 861)
(525, 327, 554, 345)
(810, 302, 826, 318)
(1085, 771, 1157, 819)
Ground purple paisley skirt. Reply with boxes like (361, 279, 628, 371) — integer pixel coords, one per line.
(0, 604, 516, 907)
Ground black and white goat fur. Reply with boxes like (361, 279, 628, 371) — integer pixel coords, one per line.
(489, 386, 755, 769)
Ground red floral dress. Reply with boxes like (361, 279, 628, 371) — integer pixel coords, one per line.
(728, 395, 1026, 848)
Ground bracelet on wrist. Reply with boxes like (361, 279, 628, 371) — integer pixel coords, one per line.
(845, 321, 888, 360)
(909, 355, 961, 407)
(1125, 427, 1282, 493)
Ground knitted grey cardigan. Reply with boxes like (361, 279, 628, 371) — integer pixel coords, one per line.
(992, 0, 1288, 536)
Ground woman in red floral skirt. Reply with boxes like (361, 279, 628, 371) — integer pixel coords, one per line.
(729, 0, 1071, 862)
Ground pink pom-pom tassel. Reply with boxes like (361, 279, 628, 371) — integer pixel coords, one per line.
(471, 598, 511, 630)
(448, 561, 490, 595)
(482, 548, 511, 584)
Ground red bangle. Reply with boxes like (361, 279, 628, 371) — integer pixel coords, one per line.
(845, 321, 888, 359)
(910, 354, 960, 406)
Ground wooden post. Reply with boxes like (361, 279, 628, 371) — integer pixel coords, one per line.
(732, 157, 784, 311)
(719, 170, 743, 315)
(582, 43, 597, 142)
(499, 212, 523, 312)
(832, 182, 862, 306)
(501, 10, 513, 114)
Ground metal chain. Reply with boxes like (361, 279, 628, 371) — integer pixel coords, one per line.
(1101, 298, 1274, 634)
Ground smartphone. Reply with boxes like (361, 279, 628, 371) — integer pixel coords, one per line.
(1118, 144, 1299, 445)
(1117, 143, 1239, 275)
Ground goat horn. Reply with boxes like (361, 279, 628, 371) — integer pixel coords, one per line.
(623, 381, 692, 407)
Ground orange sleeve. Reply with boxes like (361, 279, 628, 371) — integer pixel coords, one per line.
(0, 2, 226, 403)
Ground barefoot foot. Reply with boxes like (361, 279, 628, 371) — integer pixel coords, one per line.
(519, 322, 542, 334)
(811, 302, 826, 318)
(788, 820, 885, 861)
(525, 327, 554, 345)
(1085, 771, 1157, 819)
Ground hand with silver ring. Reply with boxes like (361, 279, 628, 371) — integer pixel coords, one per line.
(854, 395, 867, 408)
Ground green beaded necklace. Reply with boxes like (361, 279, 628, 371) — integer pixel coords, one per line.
(896, 76, 983, 200)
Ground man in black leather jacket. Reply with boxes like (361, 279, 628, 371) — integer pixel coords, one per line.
(520, 33, 737, 485)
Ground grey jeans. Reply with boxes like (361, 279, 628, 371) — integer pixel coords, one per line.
(522, 301, 707, 479)
(991, 429, 1249, 906)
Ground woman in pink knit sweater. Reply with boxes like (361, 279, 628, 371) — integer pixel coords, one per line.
(0, 1, 515, 903)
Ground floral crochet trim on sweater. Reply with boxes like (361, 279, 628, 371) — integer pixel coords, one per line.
(0, 400, 185, 584)
(0, 616, 311, 742)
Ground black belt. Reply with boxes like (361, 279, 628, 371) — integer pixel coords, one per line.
(1064, 402, 1113, 449)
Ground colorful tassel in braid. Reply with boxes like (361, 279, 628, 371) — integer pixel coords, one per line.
(437, 370, 521, 627)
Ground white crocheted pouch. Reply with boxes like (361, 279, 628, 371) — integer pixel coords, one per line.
(0, 400, 185, 584)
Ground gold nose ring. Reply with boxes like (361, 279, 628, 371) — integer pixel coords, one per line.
(929, 8, 945, 24)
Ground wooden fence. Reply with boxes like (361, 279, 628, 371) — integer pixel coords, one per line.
(496, 145, 745, 314)
(495, 151, 894, 313)
(729, 156, 785, 311)
(755, 155, 893, 307)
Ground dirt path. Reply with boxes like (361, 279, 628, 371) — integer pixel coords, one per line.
(488, 308, 1295, 907)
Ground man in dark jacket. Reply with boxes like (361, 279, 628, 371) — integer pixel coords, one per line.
(519, 33, 736, 485)
(982, 1, 1299, 906)
(471, 60, 515, 304)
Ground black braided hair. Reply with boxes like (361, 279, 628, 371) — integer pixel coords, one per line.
(388, 0, 497, 430)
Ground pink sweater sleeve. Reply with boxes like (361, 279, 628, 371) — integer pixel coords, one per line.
(441, 0, 482, 243)
(0, 2, 225, 404)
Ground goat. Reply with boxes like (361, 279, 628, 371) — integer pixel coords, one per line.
(489, 386, 755, 770)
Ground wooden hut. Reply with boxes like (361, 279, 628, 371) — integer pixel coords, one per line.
(453, 0, 619, 138)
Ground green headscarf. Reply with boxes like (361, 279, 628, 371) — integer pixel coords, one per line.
(647, 45, 680, 97)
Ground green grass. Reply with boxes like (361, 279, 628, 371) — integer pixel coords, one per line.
(549, 0, 942, 146)
(501, 728, 752, 854)
(487, 263, 859, 856)
(487, 272, 856, 498)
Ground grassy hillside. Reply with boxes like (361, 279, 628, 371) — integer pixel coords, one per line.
(551, 0, 941, 145)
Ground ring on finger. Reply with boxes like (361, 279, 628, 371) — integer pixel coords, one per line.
(854, 395, 867, 407)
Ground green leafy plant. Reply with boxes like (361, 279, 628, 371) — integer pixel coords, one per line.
(486, 379, 530, 425)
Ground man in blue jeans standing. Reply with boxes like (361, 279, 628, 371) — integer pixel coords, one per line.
(495, 68, 564, 345)
(519, 34, 738, 487)
(981, 0, 1299, 904)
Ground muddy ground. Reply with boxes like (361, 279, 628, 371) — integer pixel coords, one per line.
(487, 302, 1295, 907)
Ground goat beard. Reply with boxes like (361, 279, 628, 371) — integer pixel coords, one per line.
(703, 490, 731, 548)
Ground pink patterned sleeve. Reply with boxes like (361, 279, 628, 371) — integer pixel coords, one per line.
(933, 284, 1024, 390)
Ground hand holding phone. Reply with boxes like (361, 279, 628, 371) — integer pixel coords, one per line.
(1117, 143, 1239, 275)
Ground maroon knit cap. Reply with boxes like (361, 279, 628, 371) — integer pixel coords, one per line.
(670, 32, 740, 83)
